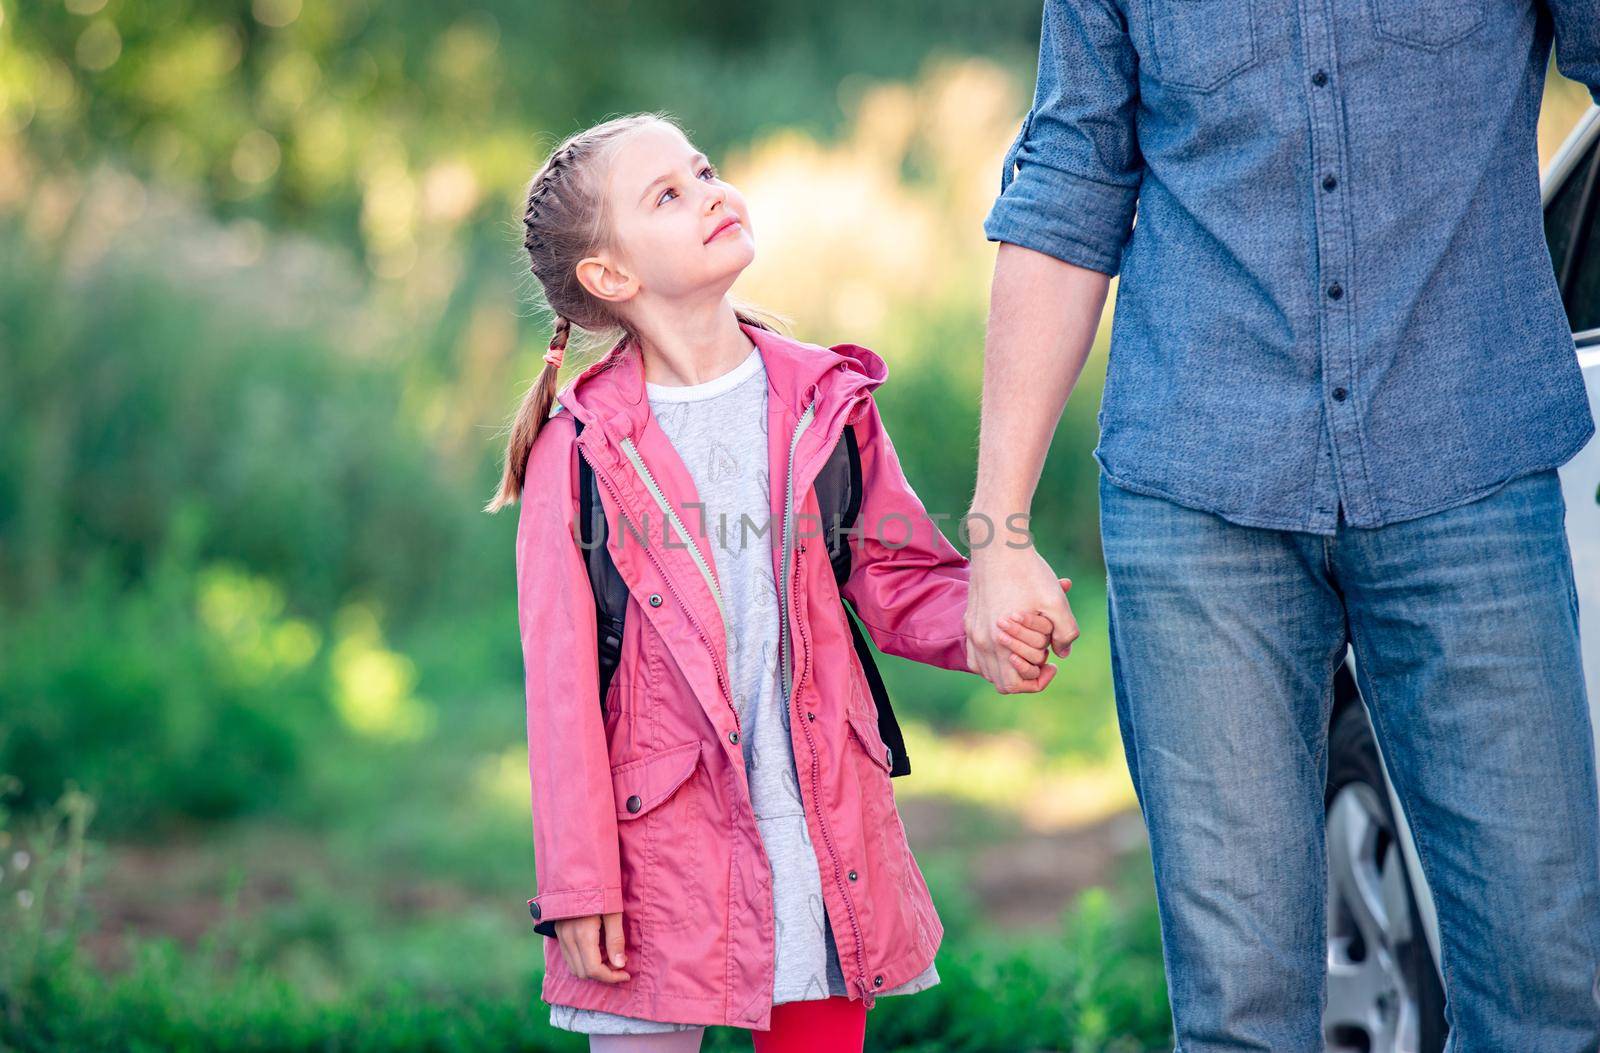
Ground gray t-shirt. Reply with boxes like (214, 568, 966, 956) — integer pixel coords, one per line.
(550, 346, 937, 1036)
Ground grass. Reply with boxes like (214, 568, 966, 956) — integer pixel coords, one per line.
(0, 760, 1172, 1052)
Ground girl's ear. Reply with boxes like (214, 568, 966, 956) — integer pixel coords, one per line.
(576, 255, 638, 305)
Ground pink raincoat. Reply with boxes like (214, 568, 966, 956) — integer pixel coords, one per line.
(516, 321, 974, 1030)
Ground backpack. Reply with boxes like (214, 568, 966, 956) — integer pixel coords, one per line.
(572, 416, 911, 777)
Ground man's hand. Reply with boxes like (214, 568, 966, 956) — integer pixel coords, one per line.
(966, 543, 1080, 693)
(554, 912, 630, 983)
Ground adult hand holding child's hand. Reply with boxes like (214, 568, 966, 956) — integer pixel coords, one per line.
(966, 542, 1080, 694)
(554, 912, 631, 984)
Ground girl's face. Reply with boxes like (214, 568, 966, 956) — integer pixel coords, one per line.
(582, 123, 755, 308)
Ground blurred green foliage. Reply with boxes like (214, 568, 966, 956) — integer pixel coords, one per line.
(0, 786, 1171, 1052)
(0, 0, 1590, 1046)
(3, 0, 1047, 248)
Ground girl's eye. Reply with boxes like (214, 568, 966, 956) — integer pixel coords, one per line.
(657, 166, 719, 206)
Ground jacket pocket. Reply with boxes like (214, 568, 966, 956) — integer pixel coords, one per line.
(847, 706, 895, 776)
(611, 740, 701, 821)
(1144, 0, 1258, 93)
(1368, 0, 1484, 49)
(611, 740, 718, 945)
(844, 702, 910, 932)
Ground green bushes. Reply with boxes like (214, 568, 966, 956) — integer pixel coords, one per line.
(0, 205, 515, 835)
(0, 785, 1171, 1053)
(0, 540, 315, 835)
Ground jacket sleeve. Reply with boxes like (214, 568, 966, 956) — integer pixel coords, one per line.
(837, 393, 973, 674)
(516, 413, 623, 936)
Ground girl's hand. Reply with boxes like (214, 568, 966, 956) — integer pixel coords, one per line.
(991, 599, 1068, 694)
(555, 911, 631, 983)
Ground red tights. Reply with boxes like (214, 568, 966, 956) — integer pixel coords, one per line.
(750, 995, 866, 1053)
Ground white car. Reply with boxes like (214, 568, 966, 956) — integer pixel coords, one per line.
(1322, 104, 1600, 1053)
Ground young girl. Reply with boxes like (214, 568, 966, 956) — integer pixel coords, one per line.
(489, 113, 1061, 1052)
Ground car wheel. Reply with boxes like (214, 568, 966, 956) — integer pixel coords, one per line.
(1324, 695, 1448, 1053)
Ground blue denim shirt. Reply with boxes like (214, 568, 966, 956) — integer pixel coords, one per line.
(983, 0, 1599, 534)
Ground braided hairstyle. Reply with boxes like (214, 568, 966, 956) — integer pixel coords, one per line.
(488, 112, 782, 511)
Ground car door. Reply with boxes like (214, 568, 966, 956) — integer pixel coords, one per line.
(1544, 106, 1600, 775)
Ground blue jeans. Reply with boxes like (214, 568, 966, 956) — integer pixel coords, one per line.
(1099, 468, 1600, 1053)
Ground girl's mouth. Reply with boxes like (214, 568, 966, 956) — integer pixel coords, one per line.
(705, 217, 741, 243)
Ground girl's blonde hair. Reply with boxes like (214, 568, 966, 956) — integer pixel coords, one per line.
(486, 112, 786, 512)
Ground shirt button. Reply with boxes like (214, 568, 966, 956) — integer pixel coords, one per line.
(1327, 282, 1344, 301)
(1333, 387, 1348, 402)
(1322, 174, 1338, 192)
(728, 730, 740, 744)
(1312, 69, 1328, 87)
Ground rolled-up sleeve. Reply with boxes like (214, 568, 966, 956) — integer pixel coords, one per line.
(982, 0, 1143, 276)
(1543, 0, 1599, 105)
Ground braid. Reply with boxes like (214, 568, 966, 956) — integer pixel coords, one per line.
(503, 118, 650, 493)
(523, 143, 578, 248)
(521, 155, 557, 256)
(491, 111, 786, 512)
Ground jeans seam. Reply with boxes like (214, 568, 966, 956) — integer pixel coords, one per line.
(1344, 622, 1462, 1028)
(1310, 641, 1344, 1032)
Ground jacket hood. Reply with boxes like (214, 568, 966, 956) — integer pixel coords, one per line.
(554, 320, 889, 445)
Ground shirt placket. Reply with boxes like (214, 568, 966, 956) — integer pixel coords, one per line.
(1298, 0, 1375, 529)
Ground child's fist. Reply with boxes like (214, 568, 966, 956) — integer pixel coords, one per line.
(993, 608, 1059, 692)
(554, 911, 631, 983)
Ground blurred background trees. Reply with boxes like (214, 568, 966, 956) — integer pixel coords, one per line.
(0, 2, 1590, 1047)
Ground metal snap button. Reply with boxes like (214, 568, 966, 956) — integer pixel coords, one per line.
(728, 730, 739, 744)
(529, 900, 542, 920)
(873, 974, 884, 987)
(648, 593, 663, 607)
(626, 794, 642, 814)
(885, 747, 893, 766)
(848, 869, 858, 881)
(806, 712, 816, 721)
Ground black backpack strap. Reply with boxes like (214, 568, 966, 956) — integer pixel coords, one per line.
(576, 414, 908, 776)
(814, 421, 861, 587)
(845, 602, 911, 777)
(572, 418, 626, 715)
(820, 422, 910, 778)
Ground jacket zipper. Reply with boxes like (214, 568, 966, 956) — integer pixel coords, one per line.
(780, 398, 874, 1007)
(575, 436, 738, 732)
(618, 437, 731, 636)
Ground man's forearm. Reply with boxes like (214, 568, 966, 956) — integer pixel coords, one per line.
(969, 241, 1111, 532)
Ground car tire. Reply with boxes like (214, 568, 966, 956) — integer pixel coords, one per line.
(1324, 691, 1449, 1053)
